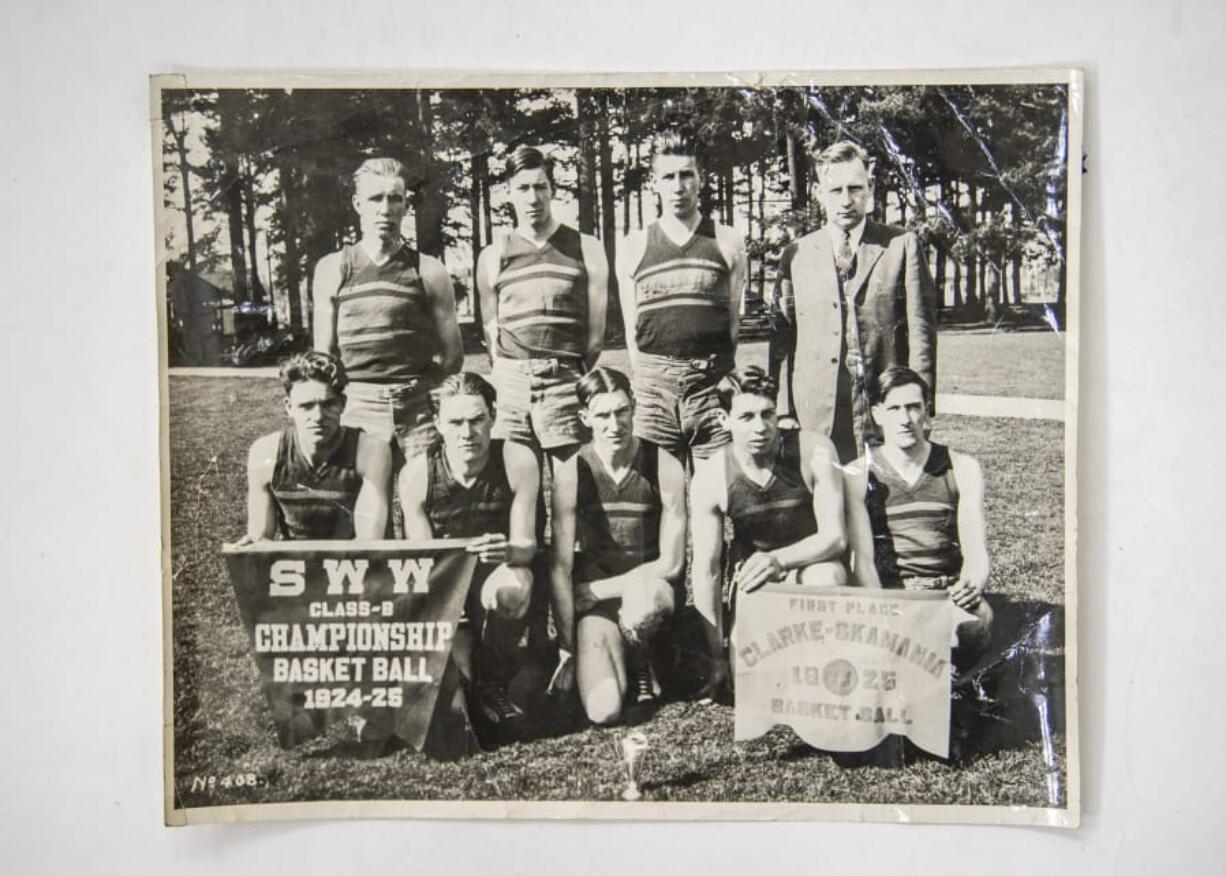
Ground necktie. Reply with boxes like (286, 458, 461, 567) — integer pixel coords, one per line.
(836, 228, 855, 279)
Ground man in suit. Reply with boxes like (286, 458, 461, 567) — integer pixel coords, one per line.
(773, 141, 938, 464)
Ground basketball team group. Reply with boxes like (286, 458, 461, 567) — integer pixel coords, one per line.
(233, 132, 993, 746)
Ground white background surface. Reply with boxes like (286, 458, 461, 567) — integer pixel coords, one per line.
(2, 0, 1223, 872)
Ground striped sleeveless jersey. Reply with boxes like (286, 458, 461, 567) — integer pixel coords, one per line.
(866, 443, 963, 581)
(270, 425, 363, 540)
(575, 440, 662, 582)
(424, 439, 513, 539)
(495, 225, 588, 360)
(725, 431, 817, 555)
(335, 242, 435, 383)
(631, 217, 732, 358)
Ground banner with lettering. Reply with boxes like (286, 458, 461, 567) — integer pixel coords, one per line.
(733, 585, 953, 758)
(222, 539, 478, 756)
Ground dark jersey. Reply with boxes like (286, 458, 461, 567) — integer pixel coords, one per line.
(335, 242, 436, 382)
(270, 426, 364, 540)
(574, 440, 662, 583)
(495, 225, 589, 360)
(866, 443, 963, 581)
(725, 431, 817, 555)
(424, 439, 514, 539)
(631, 217, 733, 358)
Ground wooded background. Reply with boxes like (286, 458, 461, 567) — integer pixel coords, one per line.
(160, 84, 1069, 361)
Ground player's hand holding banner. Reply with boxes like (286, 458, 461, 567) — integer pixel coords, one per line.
(222, 539, 478, 757)
(733, 585, 954, 758)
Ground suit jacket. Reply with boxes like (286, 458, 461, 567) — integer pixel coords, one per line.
(776, 220, 937, 438)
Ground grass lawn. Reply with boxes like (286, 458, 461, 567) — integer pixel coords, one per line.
(936, 328, 1066, 400)
(167, 373, 1067, 812)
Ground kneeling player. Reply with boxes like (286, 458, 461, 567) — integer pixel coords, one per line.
(844, 367, 992, 668)
(691, 367, 849, 695)
(548, 368, 687, 723)
(398, 373, 539, 730)
(241, 351, 392, 543)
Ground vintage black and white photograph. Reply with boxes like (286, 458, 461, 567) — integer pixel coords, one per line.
(155, 70, 1081, 825)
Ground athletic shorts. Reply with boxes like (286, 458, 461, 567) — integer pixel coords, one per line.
(631, 350, 732, 460)
(490, 356, 585, 451)
(341, 378, 439, 460)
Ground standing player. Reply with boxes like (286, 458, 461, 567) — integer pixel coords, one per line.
(547, 368, 688, 724)
(617, 131, 747, 464)
(313, 157, 464, 459)
(398, 373, 539, 732)
(690, 367, 848, 696)
(240, 351, 392, 543)
(843, 367, 992, 668)
(476, 145, 609, 595)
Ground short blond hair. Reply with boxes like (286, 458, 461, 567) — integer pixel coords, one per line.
(352, 157, 407, 190)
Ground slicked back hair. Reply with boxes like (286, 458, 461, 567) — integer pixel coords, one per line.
(279, 351, 347, 396)
(715, 365, 779, 412)
(576, 366, 633, 409)
(814, 140, 875, 181)
(433, 371, 497, 416)
(504, 144, 555, 189)
(352, 157, 408, 190)
(873, 366, 930, 407)
(650, 130, 704, 173)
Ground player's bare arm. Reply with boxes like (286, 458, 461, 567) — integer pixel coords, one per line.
(501, 443, 541, 567)
(421, 254, 463, 375)
(842, 459, 883, 588)
(311, 252, 343, 356)
(351, 432, 393, 539)
(241, 432, 281, 544)
(615, 230, 647, 370)
(715, 222, 748, 350)
(548, 453, 580, 652)
(580, 233, 609, 369)
(690, 450, 729, 645)
(397, 455, 435, 540)
(475, 241, 502, 363)
(950, 451, 989, 609)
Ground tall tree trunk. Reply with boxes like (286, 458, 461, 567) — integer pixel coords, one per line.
(577, 92, 597, 235)
(785, 130, 803, 210)
(965, 185, 979, 314)
(952, 257, 963, 309)
(633, 140, 644, 229)
(720, 166, 730, 224)
(756, 158, 766, 295)
(620, 89, 632, 236)
(933, 240, 946, 311)
(597, 91, 620, 340)
(165, 111, 198, 276)
(413, 90, 446, 257)
(1011, 205, 1024, 305)
(622, 169, 631, 236)
(481, 165, 493, 247)
(242, 163, 266, 304)
(217, 90, 249, 303)
(279, 167, 304, 335)
(598, 92, 617, 259)
(469, 151, 484, 328)
(700, 162, 714, 219)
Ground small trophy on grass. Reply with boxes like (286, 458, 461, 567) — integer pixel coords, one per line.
(614, 731, 650, 801)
